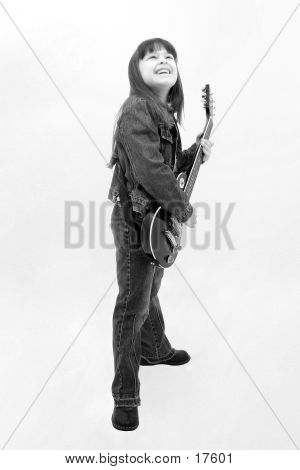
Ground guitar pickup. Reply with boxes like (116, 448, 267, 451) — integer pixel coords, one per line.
(163, 230, 177, 249)
(170, 216, 182, 237)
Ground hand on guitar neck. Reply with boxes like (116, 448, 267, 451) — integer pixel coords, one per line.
(196, 135, 214, 163)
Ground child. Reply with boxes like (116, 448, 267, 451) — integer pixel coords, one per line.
(107, 38, 213, 431)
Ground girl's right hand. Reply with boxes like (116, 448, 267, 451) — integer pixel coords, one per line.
(183, 206, 197, 228)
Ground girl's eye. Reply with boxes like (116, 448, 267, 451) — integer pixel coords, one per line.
(148, 55, 174, 60)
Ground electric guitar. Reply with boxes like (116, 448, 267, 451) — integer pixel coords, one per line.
(140, 84, 214, 268)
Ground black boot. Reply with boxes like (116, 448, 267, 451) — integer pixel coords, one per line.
(140, 349, 191, 366)
(111, 406, 139, 431)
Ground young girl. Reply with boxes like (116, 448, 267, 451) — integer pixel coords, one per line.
(107, 38, 213, 431)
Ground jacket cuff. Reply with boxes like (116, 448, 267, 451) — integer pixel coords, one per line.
(175, 202, 193, 223)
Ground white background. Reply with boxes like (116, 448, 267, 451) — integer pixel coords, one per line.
(0, 0, 299, 450)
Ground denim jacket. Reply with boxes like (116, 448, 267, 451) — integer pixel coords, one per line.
(107, 96, 200, 223)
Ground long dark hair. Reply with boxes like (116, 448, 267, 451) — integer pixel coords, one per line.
(107, 38, 185, 169)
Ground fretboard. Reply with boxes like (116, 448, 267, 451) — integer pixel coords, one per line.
(184, 117, 213, 201)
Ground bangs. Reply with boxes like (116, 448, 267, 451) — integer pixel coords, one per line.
(137, 38, 177, 61)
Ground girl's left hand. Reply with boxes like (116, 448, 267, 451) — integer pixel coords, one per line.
(196, 134, 214, 162)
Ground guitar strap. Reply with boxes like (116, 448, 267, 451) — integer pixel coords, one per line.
(114, 161, 139, 230)
(115, 161, 130, 204)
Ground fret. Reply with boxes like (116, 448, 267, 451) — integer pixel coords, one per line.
(184, 116, 213, 201)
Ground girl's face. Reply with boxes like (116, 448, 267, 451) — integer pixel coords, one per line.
(138, 46, 178, 102)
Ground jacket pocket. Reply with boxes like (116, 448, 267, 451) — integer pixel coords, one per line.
(158, 122, 177, 168)
(158, 122, 174, 143)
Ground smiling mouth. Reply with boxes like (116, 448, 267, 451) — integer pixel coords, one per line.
(156, 71, 171, 75)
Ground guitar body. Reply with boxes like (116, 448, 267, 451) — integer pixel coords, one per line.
(141, 204, 183, 268)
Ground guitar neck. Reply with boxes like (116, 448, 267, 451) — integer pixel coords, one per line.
(184, 116, 213, 201)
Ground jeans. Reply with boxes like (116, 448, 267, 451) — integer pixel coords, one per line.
(110, 202, 175, 407)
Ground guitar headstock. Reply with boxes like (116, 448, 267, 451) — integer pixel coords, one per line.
(202, 84, 214, 121)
